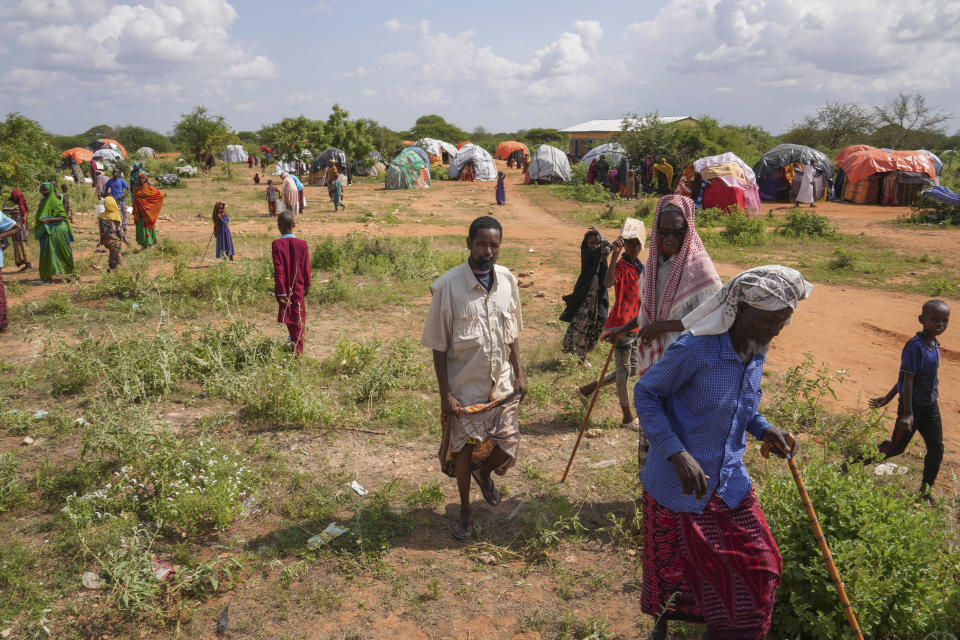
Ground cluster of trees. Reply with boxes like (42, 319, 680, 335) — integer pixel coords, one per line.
(51, 123, 175, 154)
(783, 91, 957, 152)
(403, 115, 565, 156)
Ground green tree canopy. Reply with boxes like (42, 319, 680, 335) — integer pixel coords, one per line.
(256, 115, 327, 165)
(325, 105, 375, 168)
(81, 124, 116, 143)
(410, 115, 467, 143)
(0, 112, 60, 189)
(362, 120, 404, 159)
(113, 125, 173, 153)
(172, 106, 237, 163)
(617, 112, 706, 172)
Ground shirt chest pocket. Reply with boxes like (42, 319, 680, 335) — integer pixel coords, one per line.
(452, 315, 484, 356)
(500, 310, 518, 345)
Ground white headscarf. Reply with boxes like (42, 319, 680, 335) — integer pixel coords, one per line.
(682, 265, 813, 336)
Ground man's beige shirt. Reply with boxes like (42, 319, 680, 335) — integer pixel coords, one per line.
(422, 261, 522, 406)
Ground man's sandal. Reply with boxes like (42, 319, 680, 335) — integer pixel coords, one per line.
(451, 518, 473, 540)
(472, 471, 501, 506)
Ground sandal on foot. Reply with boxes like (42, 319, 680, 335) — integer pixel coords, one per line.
(451, 518, 473, 540)
(472, 471, 501, 506)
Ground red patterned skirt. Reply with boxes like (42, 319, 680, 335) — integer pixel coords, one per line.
(640, 490, 781, 640)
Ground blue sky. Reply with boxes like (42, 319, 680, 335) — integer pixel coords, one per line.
(2, 0, 958, 137)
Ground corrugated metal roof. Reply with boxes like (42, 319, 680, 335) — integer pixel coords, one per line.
(559, 116, 694, 133)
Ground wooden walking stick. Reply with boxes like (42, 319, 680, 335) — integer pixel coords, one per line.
(199, 231, 215, 265)
(762, 436, 864, 639)
(560, 343, 616, 483)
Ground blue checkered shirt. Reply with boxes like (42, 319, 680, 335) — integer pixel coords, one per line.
(634, 331, 772, 513)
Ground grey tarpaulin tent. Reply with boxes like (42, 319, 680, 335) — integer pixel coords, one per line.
(581, 142, 625, 168)
(448, 144, 497, 181)
(753, 144, 833, 200)
(527, 144, 572, 183)
(136, 147, 156, 159)
(310, 148, 351, 183)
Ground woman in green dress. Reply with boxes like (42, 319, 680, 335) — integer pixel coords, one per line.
(35, 182, 76, 281)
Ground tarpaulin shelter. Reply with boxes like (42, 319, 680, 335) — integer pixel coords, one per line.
(272, 150, 313, 176)
(136, 147, 156, 159)
(221, 145, 249, 163)
(457, 141, 472, 150)
(753, 144, 833, 201)
(448, 144, 497, 181)
(675, 152, 761, 215)
(308, 148, 352, 185)
(834, 145, 937, 205)
(417, 138, 459, 164)
(93, 148, 123, 164)
(407, 146, 430, 167)
(495, 141, 529, 161)
(258, 145, 274, 154)
(62, 147, 93, 163)
(353, 151, 385, 177)
(527, 145, 572, 184)
(581, 143, 625, 168)
(89, 139, 127, 158)
(918, 150, 943, 176)
(385, 147, 431, 190)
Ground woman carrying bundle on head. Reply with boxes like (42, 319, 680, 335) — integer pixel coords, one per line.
(212, 202, 234, 261)
(132, 173, 164, 249)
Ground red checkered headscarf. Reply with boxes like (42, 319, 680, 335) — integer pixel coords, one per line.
(10, 189, 28, 214)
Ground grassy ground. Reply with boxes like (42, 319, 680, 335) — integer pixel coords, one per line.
(1, 166, 959, 639)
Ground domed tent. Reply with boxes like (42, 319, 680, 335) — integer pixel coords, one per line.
(495, 141, 530, 166)
(272, 150, 313, 176)
(308, 148, 351, 185)
(93, 148, 123, 165)
(136, 147, 156, 159)
(62, 147, 94, 163)
(448, 144, 497, 182)
(675, 152, 761, 215)
(352, 151, 386, 177)
(753, 144, 833, 201)
(221, 145, 249, 163)
(417, 138, 459, 164)
(834, 145, 937, 205)
(580, 142, 625, 168)
(385, 147, 431, 190)
(89, 139, 127, 158)
(527, 145, 572, 184)
(457, 141, 472, 150)
(407, 146, 431, 167)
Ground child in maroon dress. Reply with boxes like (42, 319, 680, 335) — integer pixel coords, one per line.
(271, 212, 311, 354)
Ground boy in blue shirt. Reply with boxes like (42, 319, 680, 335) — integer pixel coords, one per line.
(870, 299, 950, 498)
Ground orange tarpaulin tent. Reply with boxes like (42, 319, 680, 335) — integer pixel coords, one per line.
(495, 140, 529, 160)
(61, 147, 94, 163)
(835, 145, 936, 185)
(457, 141, 472, 150)
(100, 138, 128, 158)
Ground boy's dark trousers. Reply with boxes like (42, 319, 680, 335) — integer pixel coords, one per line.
(879, 399, 944, 487)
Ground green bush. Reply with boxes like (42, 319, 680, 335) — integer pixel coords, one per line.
(719, 211, 765, 245)
(898, 196, 960, 226)
(0, 452, 25, 513)
(829, 249, 855, 270)
(429, 164, 449, 181)
(777, 209, 840, 239)
(696, 206, 725, 226)
(310, 232, 460, 281)
(758, 455, 960, 639)
(224, 358, 330, 428)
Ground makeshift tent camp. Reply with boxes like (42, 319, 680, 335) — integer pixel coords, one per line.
(385, 147, 431, 190)
(527, 145, 572, 183)
(753, 144, 833, 201)
(62, 147, 94, 163)
(834, 145, 937, 205)
(675, 152, 761, 215)
(581, 143, 625, 168)
(136, 147, 156, 159)
(221, 145, 249, 163)
(89, 139, 127, 158)
(93, 148, 123, 164)
(495, 141, 529, 162)
(448, 144, 497, 181)
(352, 151, 385, 177)
(417, 138, 459, 164)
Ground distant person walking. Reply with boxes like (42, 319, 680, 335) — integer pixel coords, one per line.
(2, 190, 31, 271)
(132, 173, 164, 249)
(281, 172, 299, 214)
(247, 154, 254, 169)
(213, 202, 234, 260)
(330, 176, 345, 212)
(495, 171, 506, 205)
(653, 158, 674, 195)
(104, 169, 130, 237)
(266, 180, 278, 216)
(98, 195, 124, 271)
(0, 211, 23, 332)
(793, 159, 818, 208)
(34, 182, 76, 282)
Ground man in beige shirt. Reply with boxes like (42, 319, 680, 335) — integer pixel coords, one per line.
(422, 216, 525, 540)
